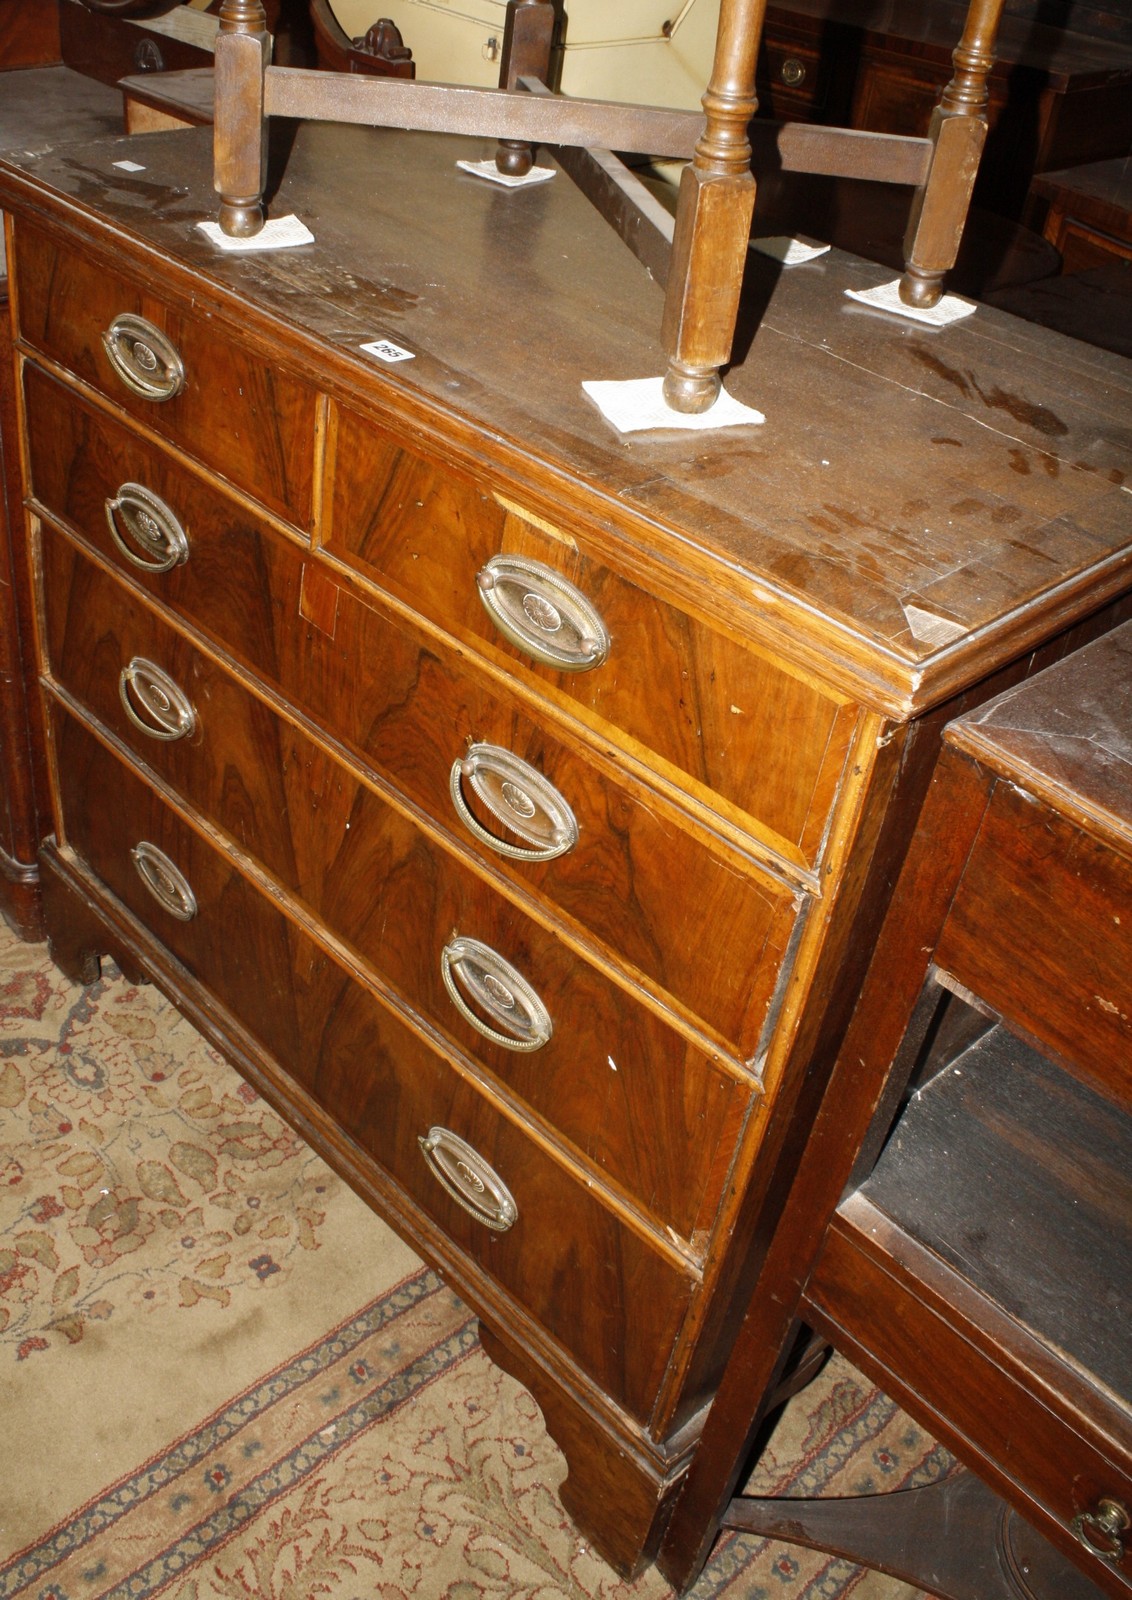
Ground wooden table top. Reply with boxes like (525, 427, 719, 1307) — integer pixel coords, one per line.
(1, 115, 1129, 713)
(949, 620, 1132, 843)
(0, 65, 123, 159)
(1031, 154, 1132, 213)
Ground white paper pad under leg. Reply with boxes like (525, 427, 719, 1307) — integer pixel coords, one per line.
(582, 378, 765, 434)
(196, 216, 315, 252)
(844, 278, 976, 325)
(456, 160, 556, 188)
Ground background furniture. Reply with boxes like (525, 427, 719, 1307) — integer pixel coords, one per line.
(980, 156, 1132, 354)
(739, 0, 1132, 331)
(1, 106, 1130, 1580)
(756, 0, 1132, 221)
(0, 55, 125, 939)
(308, 0, 413, 74)
(0, 278, 45, 941)
(662, 625, 1132, 1597)
(54, 0, 326, 84)
(1028, 156, 1132, 271)
(0, 0, 61, 67)
(59, 0, 228, 84)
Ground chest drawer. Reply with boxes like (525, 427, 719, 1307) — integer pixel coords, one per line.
(324, 399, 855, 867)
(934, 774, 1132, 1114)
(28, 376, 802, 1061)
(756, 29, 834, 121)
(50, 707, 696, 1422)
(13, 230, 317, 525)
(41, 531, 752, 1245)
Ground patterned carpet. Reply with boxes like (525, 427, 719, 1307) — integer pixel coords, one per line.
(0, 916, 941, 1600)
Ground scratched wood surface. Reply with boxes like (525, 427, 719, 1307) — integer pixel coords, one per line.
(4, 120, 1130, 708)
(949, 621, 1132, 825)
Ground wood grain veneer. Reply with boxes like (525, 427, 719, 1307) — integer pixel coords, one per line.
(3, 116, 1131, 1581)
(41, 526, 754, 1246)
(14, 222, 318, 524)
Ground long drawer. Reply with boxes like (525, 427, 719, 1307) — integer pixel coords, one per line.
(40, 529, 753, 1246)
(324, 397, 857, 864)
(50, 705, 696, 1423)
(12, 222, 317, 525)
(27, 367, 803, 1061)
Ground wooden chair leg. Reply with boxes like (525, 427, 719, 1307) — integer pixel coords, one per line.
(214, 0, 271, 237)
(660, 0, 765, 414)
(495, 0, 555, 177)
(724, 1468, 1109, 1600)
(900, 0, 1007, 308)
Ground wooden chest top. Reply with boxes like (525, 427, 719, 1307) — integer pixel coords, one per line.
(949, 621, 1132, 836)
(2, 118, 1129, 712)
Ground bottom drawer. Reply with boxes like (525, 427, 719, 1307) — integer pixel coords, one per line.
(51, 707, 695, 1422)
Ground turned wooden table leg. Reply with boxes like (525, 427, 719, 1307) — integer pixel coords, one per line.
(214, 0, 272, 237)
(661, 0, 765, 414)
(900, 0, 1007, 308)
(495, 0, 555, 177)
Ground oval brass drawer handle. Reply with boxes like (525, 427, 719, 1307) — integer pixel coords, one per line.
(130, 840, 198, 922)
(101, 313, 185, 402)
(1072, 1498, 1129, 1565)
(441, 935, 553, 1052)
(449, 742, 578, 863)
(418, 1126, 518, 1232)
(780, 55, 807, 87)
(105, 483, 190, 572)
(477, 554, 610, 672)
(119, 657, 197, 742)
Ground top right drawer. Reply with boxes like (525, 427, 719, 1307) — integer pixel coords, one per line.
(322, 398, 857, 870)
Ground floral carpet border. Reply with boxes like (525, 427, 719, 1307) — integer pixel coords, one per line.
(4, 1266, 472, 1600)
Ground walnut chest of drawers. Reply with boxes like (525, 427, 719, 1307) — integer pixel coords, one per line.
(2, 118, 1131, 1577)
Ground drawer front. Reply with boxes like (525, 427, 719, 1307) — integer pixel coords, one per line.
(13, 227, 316, 524)
(324, 398, 854, 865)
(41, 532, 752, 1244)
(936, 780, 1132, 1112)
(756, 35, 832, 120)
(28, 375, 801, 1060)
(51, 708, 696, 1422)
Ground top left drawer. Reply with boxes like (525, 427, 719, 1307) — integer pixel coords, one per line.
(10, 221, 318, 527)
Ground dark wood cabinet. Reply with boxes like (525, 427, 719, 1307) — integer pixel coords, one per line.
(1028, 157, 1132, 271)
(0, 0, 60, 70)
(757, 0, 1132, 219)
(1, 111, 1130, 1578)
